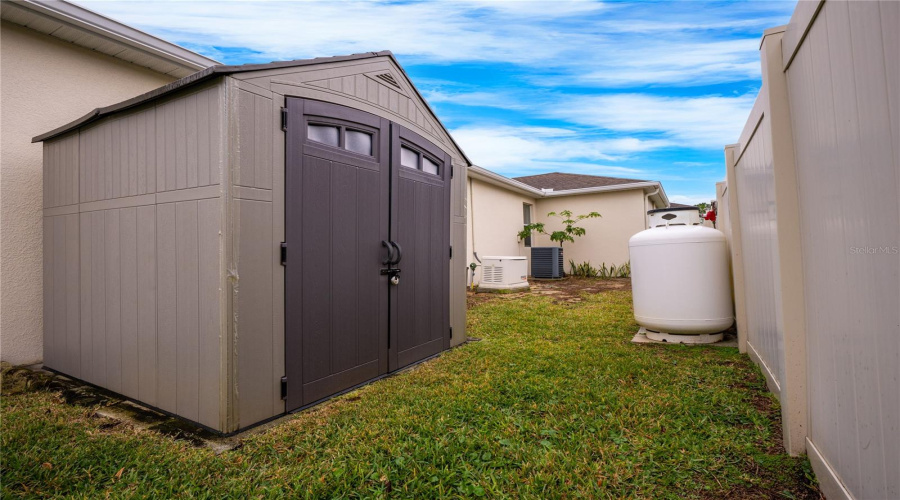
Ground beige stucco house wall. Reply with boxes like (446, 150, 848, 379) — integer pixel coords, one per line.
(533, 189, 647, 270)
(466, 166, 668, 284)
(466, 176, 537, 283)
(0, 0, 217, 365)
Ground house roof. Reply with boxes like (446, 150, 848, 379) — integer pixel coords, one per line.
(468, 165, 670, 208)
(32, 50, 472, 165)
(514, 172, 649, 191)
(1, 0, 219, 78)
(669, 202, 697, 208)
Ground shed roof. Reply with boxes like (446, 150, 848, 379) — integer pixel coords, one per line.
(32, 50, 472, 165)
(513, 172, 649, 191)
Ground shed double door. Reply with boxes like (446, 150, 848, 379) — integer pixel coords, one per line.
(284, 99, 450, 410)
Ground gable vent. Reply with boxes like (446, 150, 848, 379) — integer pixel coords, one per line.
(375, 73, 401, 89)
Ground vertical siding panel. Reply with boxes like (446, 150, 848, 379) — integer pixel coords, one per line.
(105, 210, 122, 393)
(354, 75, 366, 99)
(176, 98, 188, 190)
(43, 217, 54, 369)
(198, 89, 211, 187)
(146, 109, 157, 194)
(42, 144, 49, 208)
(156, 203, 177, 413)
(209, 86, 222, 185)
(104, 122, 113, 200)
(65, 214, 80, 378)
(342, 75, 354, 96)
(186, 94, 199, 188)
(198, 198, 221, 428)
(156, 105, 166, 192)
(237, 200, 275, 426)
(79, 132, 88, 203)
(175, 201, 200, 422)
(128, 114, 138, 196)
(91, 211, 107, 386)
(120, 208, 139, 399)
(79, 213, 93, 382)
(256, 94, 273, 189)
(166, 102, 177, 191)
(111, 120, 121, 200)
(137, 114, 147, 194)
(378, 84, 389, 109)
(52, 217, 67, 372)
(69, 135, 79, 205)
(367, 79, 379, 105)
(137, 206, 158, 405)
(238, 91, 256, 187)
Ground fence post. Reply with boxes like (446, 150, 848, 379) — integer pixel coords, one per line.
(723, 146, 748, 355)
(761, 27, 808, 456)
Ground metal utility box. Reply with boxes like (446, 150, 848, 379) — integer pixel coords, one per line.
(531, 247, 564, 279)
(478, 256, 529, 291)
(34, 52, 470, 433)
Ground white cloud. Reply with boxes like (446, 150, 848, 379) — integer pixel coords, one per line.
(77, 0, 788, 87)
(547, 93, 758, 148)
(450, 125, 668, 176)
(669, 194, 716, 206)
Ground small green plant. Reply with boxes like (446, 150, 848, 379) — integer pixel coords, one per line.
(569, 260, 598, 277)
(518, 210, 601, 247)
(569, 260, 631, 278)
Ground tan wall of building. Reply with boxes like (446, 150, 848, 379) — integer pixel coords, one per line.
(534, 189, 646, 272)
(1, 21, 176, 365)
(466, 178, 536, 283)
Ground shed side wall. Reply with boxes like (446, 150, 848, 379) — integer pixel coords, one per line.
(40, 80, 229, 432)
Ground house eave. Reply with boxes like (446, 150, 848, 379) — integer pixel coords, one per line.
(469, 165, 670, 207)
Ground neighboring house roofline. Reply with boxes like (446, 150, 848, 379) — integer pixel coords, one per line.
(468, 165, 670, 207)
(2, 0, 219, 77)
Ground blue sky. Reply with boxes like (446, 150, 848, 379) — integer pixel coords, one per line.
(81, 0, 796, 204)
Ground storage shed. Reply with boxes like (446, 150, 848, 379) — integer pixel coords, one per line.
(34, 51, 471, 433)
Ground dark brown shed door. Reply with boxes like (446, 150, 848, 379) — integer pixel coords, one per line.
(285, 99, 450, 410)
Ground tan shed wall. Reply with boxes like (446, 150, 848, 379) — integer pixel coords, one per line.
(726, 1, 898, 497)
(1, 21, 176, 365)
(534, 190, 646, 271)
(39, 81, 229, 431)
(224, 55, 469, 429)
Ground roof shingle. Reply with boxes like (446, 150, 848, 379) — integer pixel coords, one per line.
(512, 172, 648, 191)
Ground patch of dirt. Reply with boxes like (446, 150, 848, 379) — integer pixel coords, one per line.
(467, 277, 631, 308)
(2, 362, 239, 452)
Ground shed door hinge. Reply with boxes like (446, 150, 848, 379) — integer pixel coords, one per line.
(451, 164, 454, 178)
(449, 326, 453, 339)
(281, 107, 288, 131)
(280, 242, 287, 266)
(449, 245, 452, 259)
(280, 376, 287, 400)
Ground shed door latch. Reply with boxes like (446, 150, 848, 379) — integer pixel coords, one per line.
(281, 107, 288, 131)
(280, 242, 287, 266)
(280, 376, 287, 400)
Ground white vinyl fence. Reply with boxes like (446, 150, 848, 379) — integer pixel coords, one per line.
(723, 1, 898, 499)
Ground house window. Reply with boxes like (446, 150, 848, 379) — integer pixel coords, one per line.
(523, 203, 532, 247)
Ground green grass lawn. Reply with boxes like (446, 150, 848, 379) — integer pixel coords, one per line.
(1, 288, 817, 498)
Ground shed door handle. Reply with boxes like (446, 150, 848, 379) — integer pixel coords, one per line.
(390, 241, 402, 266)
(382, 240, 395, 265)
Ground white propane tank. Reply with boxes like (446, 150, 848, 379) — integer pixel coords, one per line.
(629, 208, 733, 343)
